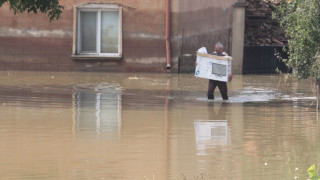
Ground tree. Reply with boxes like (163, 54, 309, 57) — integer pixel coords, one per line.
(0, 0, 63, 22)
(273, 0, 320, 108)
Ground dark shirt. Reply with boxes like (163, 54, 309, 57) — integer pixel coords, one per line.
(211, 51, 226, 56)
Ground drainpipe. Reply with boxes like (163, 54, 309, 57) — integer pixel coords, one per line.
(165, 0, 171, 69)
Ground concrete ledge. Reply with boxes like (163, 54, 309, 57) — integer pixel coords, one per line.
(71, 55, 122, 60)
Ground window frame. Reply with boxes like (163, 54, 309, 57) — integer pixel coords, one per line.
(72, 3, 122, 59)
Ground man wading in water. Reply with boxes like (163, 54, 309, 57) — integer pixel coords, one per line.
(207, 42, 232, 100)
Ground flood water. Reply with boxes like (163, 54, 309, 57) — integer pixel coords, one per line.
(0, 71, 319, 180)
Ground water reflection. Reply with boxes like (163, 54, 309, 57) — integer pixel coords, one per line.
(194, 102, 233, 157)
(1, 72, 320, 180)
(194, 120, 231, 154)
(73, 83, 122, 139)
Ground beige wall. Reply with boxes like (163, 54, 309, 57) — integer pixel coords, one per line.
(172, 0, 238, 53)
(170, 0, 239, 72)
(232, 3, 245, 74)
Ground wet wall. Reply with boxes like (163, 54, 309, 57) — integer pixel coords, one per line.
(0, 0, 167, 72)
(0, 0, 238, 72)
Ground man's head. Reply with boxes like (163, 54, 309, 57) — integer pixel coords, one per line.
(214, 42, 224, 55)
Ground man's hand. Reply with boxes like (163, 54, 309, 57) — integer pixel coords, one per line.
(228, 74, 233, 82)
(222, 52, 229, 56)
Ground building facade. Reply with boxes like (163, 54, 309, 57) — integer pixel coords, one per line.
(0, 0, 240, 72)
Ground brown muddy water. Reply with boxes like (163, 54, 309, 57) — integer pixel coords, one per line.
(0, 71, 319, 180)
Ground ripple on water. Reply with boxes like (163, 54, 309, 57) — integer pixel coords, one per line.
(196, 87, 316, 104)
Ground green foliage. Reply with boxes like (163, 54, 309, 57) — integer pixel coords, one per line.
(273, 0, 320, 81)
(0, 0, 63, 22)
(307, 164, 320, 180)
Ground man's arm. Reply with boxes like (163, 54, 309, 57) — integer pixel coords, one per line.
(228, 73, 233, 82)
(228, 62, 232, 82)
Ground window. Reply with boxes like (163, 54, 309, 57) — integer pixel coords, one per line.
(72, 4, 122, 59)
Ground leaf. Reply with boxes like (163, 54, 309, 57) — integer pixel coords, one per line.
(273, 0, 320, 81)
(1, 0, 63, 22)
(308, 164, 317, 178)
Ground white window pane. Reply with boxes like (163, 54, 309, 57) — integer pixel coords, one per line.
(81, 11, 97, 52)
(101, 11, 119, 53)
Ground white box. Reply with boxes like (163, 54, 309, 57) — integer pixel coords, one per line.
(195, 52, 232, 82)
